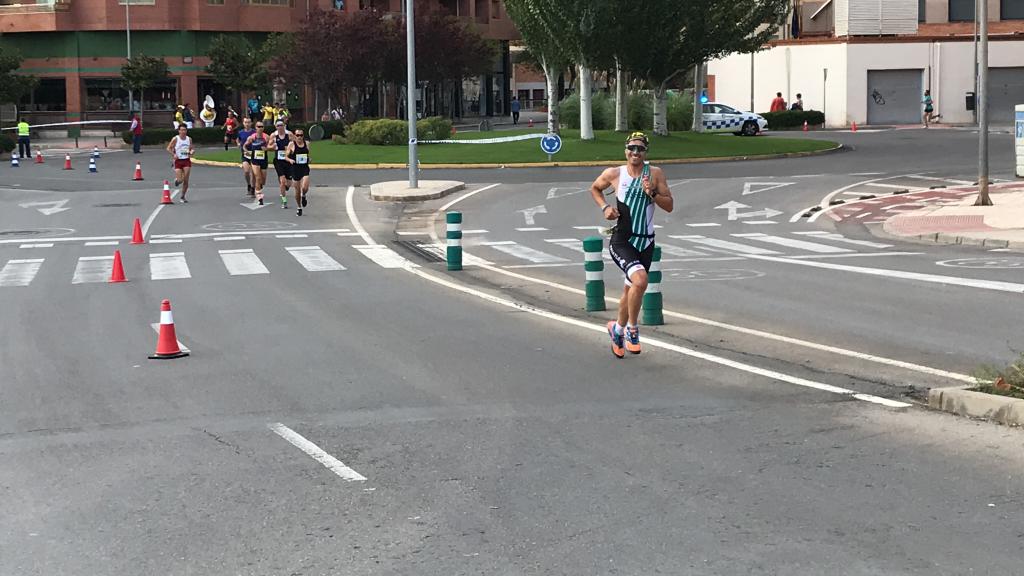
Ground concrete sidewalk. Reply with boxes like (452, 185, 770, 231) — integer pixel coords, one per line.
(883, 181, 1024, 249)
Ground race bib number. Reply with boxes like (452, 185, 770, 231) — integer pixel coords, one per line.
(176, 149, 190, 160)
(296, 154, 308, 165)
(277, 150, 287, 161)
(253, 150, 266, 160)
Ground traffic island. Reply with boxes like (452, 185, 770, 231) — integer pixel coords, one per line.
(369, 180, 464, 202)
(929, 386, 1024, 426)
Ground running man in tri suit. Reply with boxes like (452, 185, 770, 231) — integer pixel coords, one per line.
(286, 127, 311, 216)
(269, 120, 293, 209)
(236, 116, 256, 198)
(166, 124, 195, 203)
(223, 110, 238, 151)
(243, 121, 270, 205)
(589, 131, 674, 358)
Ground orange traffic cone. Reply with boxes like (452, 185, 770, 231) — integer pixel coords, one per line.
(851, 121, 858, 133)
(109, 250, 127, 283)
(528, 118, 534, 128)
(149, 299, 189, 359)
(63, 154, 72, 170)
(803, 120, 809, 132)
(131, 217, 145, 244)
(133, 162, 144, 181)
(161, 180, 172, 205)
(34, 150, 43, 164)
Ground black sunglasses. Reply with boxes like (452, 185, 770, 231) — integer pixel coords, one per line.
(626, 145, 647, 153)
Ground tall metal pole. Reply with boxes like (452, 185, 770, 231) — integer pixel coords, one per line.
(126, 0, 133, 116)
(973, 0, 979, 125)
(406, 0, 418, 188)
(976, 0, 991, 206)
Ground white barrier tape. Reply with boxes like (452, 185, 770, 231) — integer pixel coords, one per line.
(420, 133, 546, 145)
(585, 271, 603, 282)
(2, 120, 132, 131)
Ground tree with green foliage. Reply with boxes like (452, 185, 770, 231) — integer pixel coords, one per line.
(615, 0, 788, 135)
(206, 34, 269, 110)
(0, 47, 37, 108)
(120, 55, 169, 118)
(505, 0, 573, 134)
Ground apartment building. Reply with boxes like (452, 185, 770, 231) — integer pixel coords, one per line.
(0, 0, 517, 127)
(707, 0, 1024, 126)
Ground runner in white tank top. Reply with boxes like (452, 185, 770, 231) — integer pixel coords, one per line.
(165, 124, 194, 203)
(588, 131, 674, 357)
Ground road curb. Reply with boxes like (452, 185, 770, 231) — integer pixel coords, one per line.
(369, 180, 465, 202)
(874, 229, 1024, 251)
(929, 386, 1024, 426)
(192, 142, 843, 171)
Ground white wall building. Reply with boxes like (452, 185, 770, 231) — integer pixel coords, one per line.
(707, 0, 1024, 127)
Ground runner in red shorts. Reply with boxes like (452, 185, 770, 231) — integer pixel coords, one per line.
(166, 124, 194, 203)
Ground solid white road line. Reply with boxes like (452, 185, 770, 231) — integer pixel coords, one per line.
(149, 238, 183, 244)
(18, 243, 53, 248)
(346, 187, 914, 409)
(354, 244, 416, 269)
(84, 241, 119, 246)
(685, 223, 721, 227)
(275, 234, 309, 239)
(741, 220, 777, 225)
(516, 227, 548, 232)
(151, 228, 351, 240)
(792, 231, 894, 249)
(787, 251, 923, 260)
(0, 235, 129, 246)
(149, 252, 192, 280)
(149, 322, 190, 353)
(462, 229, 489, 235)
(71, 255, 114, 284)
(268, 423, 367, 482)
(906, 174, 974, 185)
(668, 235, 781, 255)
(731, 232, 853, 254)
(865, 183, 928, 191)
(218, 249, 269, 276)
(396, 231, 429, 236)
(656, 243, 709, 258)
(285, 246, 346, 271)
(213, 236, 246, 242)
(744, 253, 1024, 294)
(141, 187, 180, 237)
(0, 259, 44, 287)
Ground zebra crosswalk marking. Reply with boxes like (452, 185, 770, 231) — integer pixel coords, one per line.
(286, 246, 346, 271)
(731, 233, 853, 253)
(150, 252, 192, 280)
(219, 249, 270, 276)
(0, 259, 43, 287)
(72, 255, 114, 284)
(668, 235, 782, 255)
(481, 241, 568, 263)
(791, 231, 893, 249)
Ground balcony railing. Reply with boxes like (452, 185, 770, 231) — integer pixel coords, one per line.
(0, 0, 71, 14)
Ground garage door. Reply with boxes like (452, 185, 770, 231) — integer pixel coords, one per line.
(989, 67, 1024, 125)
(867, 69, 923, 125)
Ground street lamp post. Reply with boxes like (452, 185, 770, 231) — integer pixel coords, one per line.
(406, 0, 418, 188)
(976, 0, 992, 206)
(126, 0, 133, 117)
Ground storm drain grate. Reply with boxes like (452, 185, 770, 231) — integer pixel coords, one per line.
(392, 240, 444, 263)
(93, 203, 141, 208)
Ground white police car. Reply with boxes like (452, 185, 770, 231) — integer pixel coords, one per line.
(701, 102, 768, 136)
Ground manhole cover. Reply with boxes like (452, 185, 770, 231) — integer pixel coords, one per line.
(93, 203, 141, 208)
(0, 227, 74, 238)
(936, 257, 1024, 269)
(202, 221, 298, 232)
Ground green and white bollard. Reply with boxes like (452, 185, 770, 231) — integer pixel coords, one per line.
(641, 245, 663, 325)
(446, 211, 463, 271)
(583, 235, 606, 312)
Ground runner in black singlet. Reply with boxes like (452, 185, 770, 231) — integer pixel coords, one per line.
(286, 129, 311, 216)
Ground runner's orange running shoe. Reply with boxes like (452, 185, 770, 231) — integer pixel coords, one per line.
(625, 325, 641, 354)
(607, 321, 625, 359)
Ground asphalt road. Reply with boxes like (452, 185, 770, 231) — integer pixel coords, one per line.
(1, 130, 1023, 575)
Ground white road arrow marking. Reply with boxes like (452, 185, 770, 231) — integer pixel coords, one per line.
(714, 201, 783, 221)
(240, 201, 267, 210)
(518, 204, 547, 226)
(19, 199, 70, 215)
(742, 182, 794, 196)
(546, 187, 586, 200)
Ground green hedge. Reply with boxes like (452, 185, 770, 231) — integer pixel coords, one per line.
(345, 116, 453, 145)
(0, 133, 14, 153)
(558, 91, 692, 132)
(760, 110, 825, 129)
(120, 120, 346, 146)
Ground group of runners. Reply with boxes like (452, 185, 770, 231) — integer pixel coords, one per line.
(164, 113, 312, 215)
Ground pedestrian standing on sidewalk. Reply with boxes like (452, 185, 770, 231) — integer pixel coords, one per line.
(16, 117, 31, 159)
(130, 113, 143, 154)
(511, 97, 521, 125)
(589, 131, 674, 358)
(923, 90, 941, 128)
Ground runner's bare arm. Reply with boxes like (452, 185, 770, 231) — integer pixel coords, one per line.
(165, 138, 175, 155)
(649, 167, 673, 213)
(285, 142, 296, 164)
(590, 167, 619, 220)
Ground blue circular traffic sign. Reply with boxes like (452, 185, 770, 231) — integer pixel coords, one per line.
(540, 133, 562, 155)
